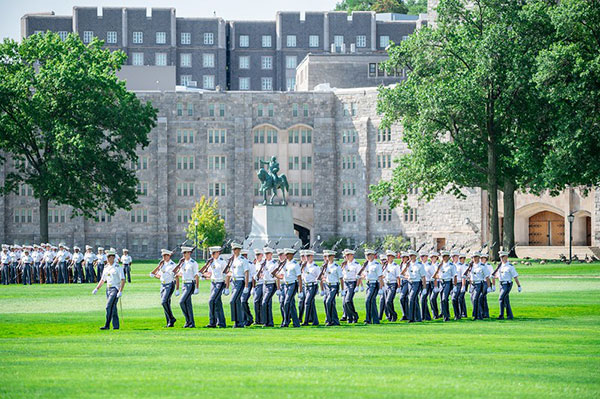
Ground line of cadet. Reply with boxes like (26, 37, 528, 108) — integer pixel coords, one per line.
(145, 243, 522, 329)
(0, 244, 133, 286)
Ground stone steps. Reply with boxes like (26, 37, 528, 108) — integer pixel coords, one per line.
(515, 246, 598, 260)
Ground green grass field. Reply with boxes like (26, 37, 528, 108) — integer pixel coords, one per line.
(1, 260, 599, 398)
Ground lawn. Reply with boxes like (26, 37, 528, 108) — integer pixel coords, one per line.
(0, 260, 599, 398)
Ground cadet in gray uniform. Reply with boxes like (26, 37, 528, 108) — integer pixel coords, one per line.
(95, 247, 106, 284)
(1, 245, 9, 285)
(404, 250, 427, 322)
(382, 250, 401, 322)
(297, 250, 308, 323)
(121, 249, 132, 283)
(240, 249, 255, 326)
(84, 246, 97, 283)
(277, 248, 302, 328)
(177, 247, 199, 328)
(19, 247, 33, 285)
(450, 251, 464, 319)
(361, 249, 384, 324)
(260, 247, 278, 327)
(420, 251, 433, 321)
(32, 245, 42, 283)
(496, 250, 522, 319)
(150, 249, 179, 327)
(301, 250, 320, 326)
(398, 252, 410, 320)
(228, 243, 250, 328)
(322, 250, 342, 326)
(200, 246, 227, 328)
(480, 252, 494, 318)
(275, 249, 287, 321)
(436, 251, 457, 322)
(428, 251, 441, 319)
(462, 252, 491, 320)
(71, 246, 85, 283)
(252, 249, 265, 325)
(92, 250, 125, 330)
(340, 249, 360, 323)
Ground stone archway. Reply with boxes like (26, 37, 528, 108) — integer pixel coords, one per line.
(528, 211, 565, 246)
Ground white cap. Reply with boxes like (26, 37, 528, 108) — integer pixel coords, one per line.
(181, 246, 194, 253)
(73, 246, 80, 251)
(429, 251, 439, 257)
(209, 246, 222, 253)
(283, 248, 296, 255)
(408, 250, 417, 256)
(122, 248, 128, 253)
(472, 251, 482, 257)
(305, 250, 315, 256)
(323, 250, 336, 257)
(276, 249, 285, 255)
(231, 242, 243, 250)
(499, 250, 509, 257)
(85, 245, 92, 250)
(254, 248, 263, 255)
(364, 249, 376, 256)
(240, 249, 249, 255)
(98, 247, 104, 251)
(161, 249, 173, 256)
(441, 250, 451, 256)
(263, 247, 274, 254)
(480, 252, 489, 259)
(342, 249, 356, 255)
(385, 250, 396, 257)
(106, 250, 116, 257)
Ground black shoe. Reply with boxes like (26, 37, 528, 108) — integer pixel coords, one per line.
(205, 324, 217, 328)
(340, 317, 347, 321)
(113, 327, 119, 330)
(301, 323, 309, 326)
(364, 321, 371, 325)
(507, 316, 514, 320)
(497, 316, 504, 320)
(408, 320, 415, 323)
(183, 325, 190, 328)
(167, 323, 175, 328)
(100, 326, 109, 330)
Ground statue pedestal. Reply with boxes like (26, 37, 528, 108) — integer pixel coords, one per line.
(245, 205, 298, 259)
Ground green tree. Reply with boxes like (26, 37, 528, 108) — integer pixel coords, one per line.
(186, 196, 226, 254)
(381, 234, 412, 252)
(336, 0, 409, 14)
(405, 0, 428, 15)
(0, 32, 156, 242)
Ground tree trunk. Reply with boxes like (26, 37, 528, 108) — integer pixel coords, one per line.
(39, 196, 49, 243)
(487, 105, 500, 261)
(503, 180, 516, 257)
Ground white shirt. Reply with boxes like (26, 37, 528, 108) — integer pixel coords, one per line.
(180, 259, 198, 282)
(159, 260, 177, 284)
(343, 260, 361, 282)
(231, 255, 249, 280)
(439, 262, 457, 281)
(72, 252, 84, 263)
(263, 259, 279, 284)
(407, 261, 426, 282)
(303, 262, 320, 284)
(384, 262, 401, 283)
(283, 259, 301, 284)
(9, 251, 17, 263)
(43, 251, 55, 263)
(470, 262, 490, 283)
(399, 262, 409, 280)
(247, 258, 256, 279)
(454, 262, 466, 278)
(31, 251, 42, 263)
(1, 252, 10, 264)
(423, 262, 436, 282)
(209, 256, 227, 282)
(121, 255, 132, 265)
(97, 253, 107, 264)
(20, 254, 33, 264)
(84, 252, 97, 264)
(102, 263, 124, 287)
(365, 260, 383, 282)
(55, 250, 68, 262)
(325, 262, 343, 284)
(498, 262, 519, 282)
(254, 259, 267, 284)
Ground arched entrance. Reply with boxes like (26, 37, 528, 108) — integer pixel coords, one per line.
(294, 224, 310, 248)
(528, 211, 564, 246)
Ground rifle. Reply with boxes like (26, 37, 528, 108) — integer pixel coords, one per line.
(222, 253, 236, 275)
(256, 259, 268, 280)
(199, 257, 214, 275)
(492, 244, 516, 277)
(173, 244, 198, 275)
(271, 259, 286, 278)
(317, 261, 328, 282)
(357, 260, 369, 278)
(381, 259, 389, 273)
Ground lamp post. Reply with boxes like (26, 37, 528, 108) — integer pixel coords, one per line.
(567, 213, 575, 264)
(194, 219, 199, 261)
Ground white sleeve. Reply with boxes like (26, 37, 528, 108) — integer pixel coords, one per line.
(119, 268, 125, 280)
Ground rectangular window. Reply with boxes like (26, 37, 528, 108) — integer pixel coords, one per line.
(261, 56, 273, 70)
(176, 156, 194, 170)
(257, 104, 263, 117)
(180, 53, 192, 67)
(239, 35, 249, 48)
(130, 209, 148, 223)
(261, 78, 272, 91)
(132, 52, 144, 66)
(58, 31, 69, 41)
(286, 35, 296, 48)
(285, 56, 297, 69)
(177, 209, 191, 224)
(239, 77, 250, 90)
(203, 75, 215, 89)
(132, 31, 143, 44)
(239, 56, 250, 69)
(208, 129, 226, 144)
(137, 181, 148, 196)
(156, 32, 166, 44)
(219, 103, 225, 117)
(309, 35, 319, 48)
(356, 35, 366, 48)
(262, 35, 272, 48)
(203, 53, 215, 68)
(181, 32, 191, 45)
(380, 35, 390, 49)
(180, 75, 192, 86)
(377, 63, 385, 77)
(292, 104, 298, 117)
(106, 31, 117, 44)
(83, 31, 94, 44)
(351, 103, 357, 116)
(288, 129, 298, 144)
(177, 129, 195, 144)
(176, 102, 183, 116)
(267, 103, 274, 117)
(209, 183, 226, 197)
(303, 104, 309, 117)
(187, 103, 194, 116)
(208, 103, 215, 117)
(208, 156, 226, 170)
(369, 63, 376, 77)
(301, 129, 312, 144)
(204, 32, 214, 45)
(286, 77, 296, 91)
(301, 156, 312, 170)
(155, 53, 167, 66)
(177, 182, 195, 196)
(334, 35, 344, 51)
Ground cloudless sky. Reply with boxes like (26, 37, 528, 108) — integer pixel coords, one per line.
(2, 0, 340, 41)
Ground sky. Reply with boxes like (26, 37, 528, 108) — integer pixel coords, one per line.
(1, 0, 340, 41)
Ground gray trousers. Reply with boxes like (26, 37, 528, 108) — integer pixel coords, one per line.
(325, 283, 340, 325)
(1, 264, 9, 285)
(430, 281, 440, 318)
(97, 264, 104, 283)
(160, 282, 176, 325)
(261, 283, 277, 327)
(45, 263, 54, 284)
(499, 282, 514, 319)
(408, 281, 422, 322)
(253, 283, 264, 325)
(343, 281, 359, 323)
(10, 263, 17, 283)
(441, 280, 453, 321)
(74, 262, 84, 283)
(399, 280, 409, 320)
(86, 263, 96, 283)
(33, 262, 40, 283)
(123, 264, 131, 283)
(420, 282, 432, 321)
(282, 282, 300, 327)
(279, 284, 286, 321)
(302, 283, 319, 325)
(383, 283, 398, 321)
(452, 281, 463, 319)
(22, 264, 32, 285)
(230, 280, 245, 327)
(298, 284, 306, 323)
(179, 282, 195, 327)
(104, 287, 120, 329)
(58, 261, 68, 284)
(471, 282, 484, 319)
(460, 281, 469, 317)
(208, 281, 226, 327)
(365, 282, 380, 324)
(481, 284, 490, 318)
(241, 282, 254, 326)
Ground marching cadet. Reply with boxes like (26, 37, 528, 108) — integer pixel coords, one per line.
(84, 246, 97, 283)
(398, 251, 410, 320)
(110, 247, 120, 264)
(19, 247, 33, 285)
(121, 249, 132, 283)
(428, 251, 441, 319)
(228, 243, 250, 328)
(404, 250, 427, 323)
(92, 249, 125, 330)
(297, 250, 306, 323)
(71, 247, 85, 284)
(240, 249, 254, 326)
(420, 251, 433, 321)
(52, 244, 67, 284)
(1, 245, 9, 285)
(177, 246, 199, 328)
(382, 250, 401, 322)
(361, 249, 384, 324)
(450, 250, 464, 319)
(341, 249, 360, 324)
(43, 244, 56, 284)
(278, 248, 302, 328)
(9, 245, 18, 284)
(461, 252, 491, 320)
(150, 249, 179, 327)
(457, 252, 469, 317)
(496, 250, 522, 320)
(436, 250, 457, 322)
(64, 246, 74, 283)
(276, 249, 287, 321)
(260, 247, 279, 327)
(480, 252, 494, 318)
(301, 249, 320, 326)
(253, 248, 266, 326)
(201, 246, 227, 328)
(322, 249, 343, 326)
(32, 245, 42, 284)
(95, 247, 107, 284)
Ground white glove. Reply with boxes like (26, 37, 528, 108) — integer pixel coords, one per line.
(354, 286, 360, 293)
(243, 287, 249, 294)
(116, 291, 122, 298)
(298, 292, 305, 300)
(193, 288, 199, 295)
(487, 287, 492, 293)
(341, 289, 347, 297)
(518, 286, 522, 293)
(224, 288, 230, 296)
(396, 288, 401, 294)
(320, 290, 325, 297)
(360, 285, 365, 292)
(251, 288, 255, 297)
(175, 289, 180, 296)
(149, 273, 155, 278)
(422, 288, 428, 296)
(461, 286, 465, 293)
(377, 289, 384, 296)
(92, 288, 98, 295)
(492, 285, 496, 292)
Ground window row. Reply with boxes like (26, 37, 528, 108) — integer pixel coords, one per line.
(368, 63, 406, 78)
(175, 103, 226, 117)
(342, 130, 357, 144)
(343, 103, 358, 117)
(404, 208, 418, 223)
(180, 53, 215, 68)
(288, 156, 312, 170)
(342, 182, 356, 196)
(291, 103, 309, 117)
(377, 127, 392, 142)
(288, 128, 312, 144)
(254, 182, 312, 197)
(180, 32, 214, 45)
(377, 154, 393, 169)
(342, 209, 357, 223)
(377, 208, 392, 222)
(254, 128, 278, 144)
(341, 155, 358, 170)
(180, 75, 216, 89)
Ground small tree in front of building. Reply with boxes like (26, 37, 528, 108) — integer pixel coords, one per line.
(186, 196, 226, 258)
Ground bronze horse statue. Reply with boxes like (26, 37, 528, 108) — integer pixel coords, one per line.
(257, 168, 289, 205)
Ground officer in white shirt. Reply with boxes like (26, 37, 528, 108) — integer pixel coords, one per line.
(480, 252, 494, 318)
(275, 249, 287, 321)
(260, 247, 279, 327)
(404, 250, 427, 322)
(84, 246, 97, 283)
(428, 251, 442, 319)
(456, 252, 469, 317)
(240, 249, 255, 326)
(52, 244, 68, 284)
(19, 247, 33, 285)
(45, 245, 57, 284)
(228, 243, 250, 328)
(461, 252, 491, 320)
(31, 245, 42, 284)
(297, 250, 307, 323)
(71, 246, 85, 284)
(382, 250, 401, 322)
(436, 251, 457, 322)
(95, 247, 107, 284)
(496, 250, 521, 319)
(301, 250, 321, 326)
(361, 249, 384, 324)
(121, 249, 133, 283)
(201, 246, 227, 328)
(1, 245, 10, 285)
(397, 251, 411, 320)
(277, 248, 302, 328)
(9, 245, 18, 284)
(321, 250, 342, 326)
(177, 246, 199, 328)
(150, 249, 179, 327)
(341, 249, 361, 324)
(92, 250, 125, 330)
(450, 251, 463, 319)
(418, 251, 434, 321)
(252, 248, 265, 325)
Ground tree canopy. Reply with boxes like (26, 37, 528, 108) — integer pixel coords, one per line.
(186, 196, 227, 251)
(335, 0, 429, 15)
